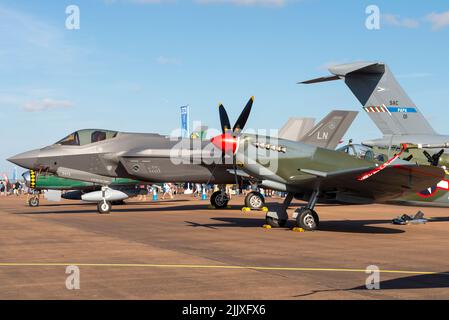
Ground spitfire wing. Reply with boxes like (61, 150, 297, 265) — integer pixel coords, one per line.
(292, 164, 444, 201)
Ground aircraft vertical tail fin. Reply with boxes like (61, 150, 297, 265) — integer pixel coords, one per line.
(278, 118, 315, 142)
(300, 62, 436, 136)
(300, 110, 358, 149)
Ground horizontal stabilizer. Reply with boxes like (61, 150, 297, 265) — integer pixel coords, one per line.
(299, 75, 340, 84)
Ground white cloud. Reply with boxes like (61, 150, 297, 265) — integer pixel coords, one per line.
(426, 11, 449, 30)
(194, 0, 287, 6)
(382, 14, 420, 28)
(22, 98, 74, 112)
(156, 56, 180, 65)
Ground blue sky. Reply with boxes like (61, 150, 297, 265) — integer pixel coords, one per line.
(1, 0, 449, 175)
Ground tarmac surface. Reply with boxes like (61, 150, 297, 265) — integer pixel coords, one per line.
(1, 194, 449, 299)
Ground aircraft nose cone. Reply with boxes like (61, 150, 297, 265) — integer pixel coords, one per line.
(7, 150, 40, 169)
(211, 133, 238, 154)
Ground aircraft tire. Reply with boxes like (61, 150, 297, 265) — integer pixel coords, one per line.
(265, 215, 287, 228)
(295, 208, 319, 231)
(97, 201, 112, 214)
(245, 191, 265, 210)
(28, 197, 39, 207)
(210, 191, 229, 209)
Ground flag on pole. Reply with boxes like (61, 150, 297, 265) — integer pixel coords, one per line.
(180, 105, 190, 138)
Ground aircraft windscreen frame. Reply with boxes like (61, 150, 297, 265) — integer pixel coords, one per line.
(56, 129, 118, 146)
(336, 144, 387, 162)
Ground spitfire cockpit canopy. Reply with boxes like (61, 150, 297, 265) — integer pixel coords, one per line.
(56, 129, 118, 146)
(337, 144, 388, 162)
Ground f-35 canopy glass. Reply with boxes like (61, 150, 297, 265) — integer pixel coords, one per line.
(56, 129, 118, 146)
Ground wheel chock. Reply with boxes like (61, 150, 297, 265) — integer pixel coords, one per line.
(262, 224, 272, 229)
(292, 227, 305, 232)
(241, 207, 251, 212)
(226, 205, 232, 209)
(208, 205, 215, 209)
(261, 206, 269, 212)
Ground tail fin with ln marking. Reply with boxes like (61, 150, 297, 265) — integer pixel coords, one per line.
(300, 110, 358, 149)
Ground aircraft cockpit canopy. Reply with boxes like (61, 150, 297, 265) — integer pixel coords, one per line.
(336, 144, 387, 162)
(56, 129, 118, 146)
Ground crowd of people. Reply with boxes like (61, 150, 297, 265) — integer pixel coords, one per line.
(0, 180, 27, 196)
(131, 182, 286, 201)
(0, 178, 285, 202)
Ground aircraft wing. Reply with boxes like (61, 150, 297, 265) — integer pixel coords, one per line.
(290, 164, 444, 201)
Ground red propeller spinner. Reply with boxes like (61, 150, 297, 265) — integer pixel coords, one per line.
(211, 133, 238, 154)
(211, 97, 254, 155)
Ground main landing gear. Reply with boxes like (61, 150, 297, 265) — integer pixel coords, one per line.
(292, 189, 320, 231)
(244, 191, 265, 210)
(265, 189, 320, 231)
(210, 190, 230, 209)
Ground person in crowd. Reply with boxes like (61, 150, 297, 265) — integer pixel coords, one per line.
(193, 183, 202, 197)
(137, 184, 148, 201)
(162, 183, 174, 200)
(13, 181, 21, 196)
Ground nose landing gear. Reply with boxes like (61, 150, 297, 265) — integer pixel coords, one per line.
(96, 186, 112, 214)
(97, 200, 112, 214)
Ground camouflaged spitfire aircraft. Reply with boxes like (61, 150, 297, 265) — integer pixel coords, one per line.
(7, 98, 357, 215)
(210, 103, 445, 230)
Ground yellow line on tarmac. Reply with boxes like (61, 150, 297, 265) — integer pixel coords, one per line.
(0, 262, 447, 276)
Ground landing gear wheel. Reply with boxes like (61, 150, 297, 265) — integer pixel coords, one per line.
(28, 197, 39, 207)
(295, 208, 319, 231)
(97, 201, 112, 214)
(210, 191, 229, 209)
(265, 214, 287, 228)
(245, 191, 265, 210)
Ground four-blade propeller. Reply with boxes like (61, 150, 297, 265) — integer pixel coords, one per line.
(211, 96, 254, 155)
(211, 96, 254, 193)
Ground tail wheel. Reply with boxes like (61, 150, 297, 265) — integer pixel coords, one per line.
(295, 208, 319, 231)
(211, 191, 229, 209)
(245, 191, 265, 210)
(265, 216, 287, 228)
(97, 201, 112, 214)
(28, 197, 39, 207)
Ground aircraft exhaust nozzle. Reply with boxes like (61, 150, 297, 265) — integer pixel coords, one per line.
(81, 189, 129, 202)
